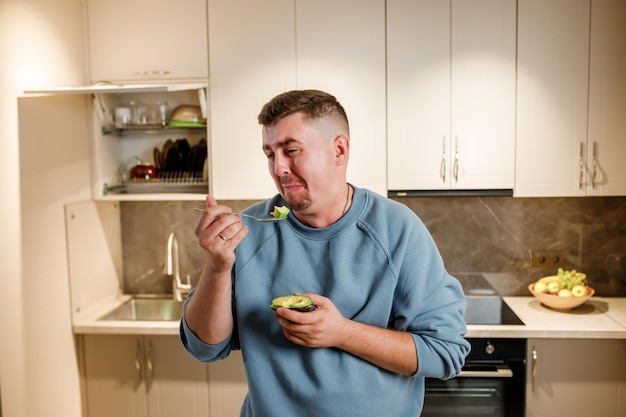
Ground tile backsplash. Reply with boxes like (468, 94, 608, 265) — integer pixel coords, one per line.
(120, 196, 626, 297)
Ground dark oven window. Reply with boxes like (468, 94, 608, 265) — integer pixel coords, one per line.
(422, 338, 526, 417)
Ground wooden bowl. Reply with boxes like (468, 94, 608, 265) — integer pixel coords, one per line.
(528, 275, 594, 310)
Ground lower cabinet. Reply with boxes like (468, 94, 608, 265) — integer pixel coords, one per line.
(526, 339, 626, 417)
(207, 350, 249, 417)
(82, 335, 210, 417)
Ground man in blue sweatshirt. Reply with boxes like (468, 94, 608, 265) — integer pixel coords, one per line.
(181, 90, 469, 416)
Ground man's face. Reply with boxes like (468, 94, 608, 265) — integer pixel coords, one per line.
(262, 112, 340, 215)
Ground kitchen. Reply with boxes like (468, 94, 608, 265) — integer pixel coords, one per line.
(1, 1, 625, 417)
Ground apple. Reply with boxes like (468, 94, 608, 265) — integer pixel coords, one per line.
(534, 282, 548, 293)
(558, 288, 573, 297)
(547, 281, 560, 294)
(571, 285, 588, 297)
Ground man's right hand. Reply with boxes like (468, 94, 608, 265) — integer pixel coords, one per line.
(195, 195, 249, 274)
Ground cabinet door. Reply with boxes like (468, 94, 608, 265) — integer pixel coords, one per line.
(146, 336, 209, 417)
(297, 0, 387, 196)
(586, 0, 626, 196)
(208, 0, 296, 200)
(387, 0, 516, 191)
(515, 0, 591, 197)
(387, 0, 451, 190)
(450, 0, 516, 190)
(526, 339, 626, 417)
(87, 0, 208, 82)
(83, 335, 149, 417)
(208, 351, 249, 417)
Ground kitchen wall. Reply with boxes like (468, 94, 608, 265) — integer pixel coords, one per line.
(120, 195, 626, 298)
(0, 1, 88, 417)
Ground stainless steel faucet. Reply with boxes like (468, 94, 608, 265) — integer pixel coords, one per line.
(165, 232, 192, 302)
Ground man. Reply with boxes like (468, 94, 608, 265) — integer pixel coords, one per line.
(181, 90, 469, 416)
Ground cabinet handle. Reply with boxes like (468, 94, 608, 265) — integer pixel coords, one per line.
(135, 339, 143, 384)
(453, 136, 460, 183)
(146, 339, 153, 389)
(531, 346, 537, 393)
(579, 142, 585, 190)
(440, 136, 447, 182)
(592, 141, 598, 189)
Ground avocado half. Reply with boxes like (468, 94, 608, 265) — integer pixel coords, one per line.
(270, 295, 314, 312)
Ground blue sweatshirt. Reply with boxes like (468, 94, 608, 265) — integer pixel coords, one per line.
(181, 186, 469, 416)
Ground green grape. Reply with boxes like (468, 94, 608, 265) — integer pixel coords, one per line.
(557, 268, 587, 290)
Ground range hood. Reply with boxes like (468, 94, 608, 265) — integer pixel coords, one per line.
(388, 189, 513, 197)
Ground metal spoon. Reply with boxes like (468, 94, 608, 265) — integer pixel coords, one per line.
(192, 207, 286, 222)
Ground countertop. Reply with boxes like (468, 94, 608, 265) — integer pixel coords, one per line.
(73, 296, 626, 339)
(467, 297, 626, 339)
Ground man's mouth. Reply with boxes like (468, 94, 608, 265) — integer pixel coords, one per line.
(281, 182, 304, 192)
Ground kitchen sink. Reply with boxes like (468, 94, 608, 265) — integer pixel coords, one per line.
(99, 298, 184, 321)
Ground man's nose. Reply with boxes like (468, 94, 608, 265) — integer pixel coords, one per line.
(273, 154, 290, 176)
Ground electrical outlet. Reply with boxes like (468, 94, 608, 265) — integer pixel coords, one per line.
(532, 250, 563, 267)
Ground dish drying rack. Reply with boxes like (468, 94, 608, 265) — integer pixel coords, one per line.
(104, 170, 208, 195)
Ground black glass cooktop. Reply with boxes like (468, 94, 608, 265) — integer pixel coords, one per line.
(465, 296, 524, 325)
(455, 274, 524, 325)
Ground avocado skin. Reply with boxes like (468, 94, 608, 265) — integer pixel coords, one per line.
(284, 305, 315, 312)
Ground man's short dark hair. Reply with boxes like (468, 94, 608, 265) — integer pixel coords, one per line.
(258, 90, 349, 135)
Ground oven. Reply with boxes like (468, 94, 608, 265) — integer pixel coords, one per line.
(421, 274, 526, 417)
(422, 338, 526, 417)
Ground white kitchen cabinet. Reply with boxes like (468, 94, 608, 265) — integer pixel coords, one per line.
(586, 0, 626, 195)
(516, 0, 626, 197)
(24, 83, 209, 201)
(526, 339, 626, 417)
(85, 0, 208, 82)
(208, 0, 386, 199)
(89, 87, 209, 201)
(387, 0, 516, 192)
(82, 335, 210, 417)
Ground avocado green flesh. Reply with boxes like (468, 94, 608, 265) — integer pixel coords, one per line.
(270, 206, 290, 219)
(270, 295, 313, 311)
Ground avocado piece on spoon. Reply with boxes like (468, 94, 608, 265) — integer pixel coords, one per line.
(270, 295, 314, 312)
(270, 205, 290, 219)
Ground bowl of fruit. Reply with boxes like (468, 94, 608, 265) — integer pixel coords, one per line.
(528, 268, 594, 310)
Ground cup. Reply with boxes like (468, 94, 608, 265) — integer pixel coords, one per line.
(157, 101, 168, 126)
(113, 107, 132, 128)
(130, 101, 147, 125)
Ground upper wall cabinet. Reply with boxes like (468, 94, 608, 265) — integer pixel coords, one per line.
(516, 0, 626, 197)
(86, 0, 208, 83)
(208, 0, 386, 200)
(387, 0, 516, 193)
(24, 83, 209, 201)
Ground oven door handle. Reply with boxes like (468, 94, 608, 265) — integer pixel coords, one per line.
(457, 366, 513, 378)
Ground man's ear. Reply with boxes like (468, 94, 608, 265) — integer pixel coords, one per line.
(334, 135, 350, 165)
